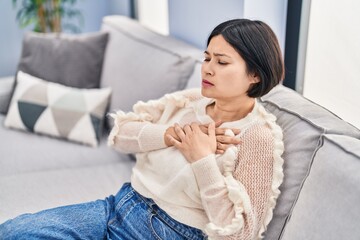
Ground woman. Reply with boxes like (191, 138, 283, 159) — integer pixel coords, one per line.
(0, 19, 284, 239)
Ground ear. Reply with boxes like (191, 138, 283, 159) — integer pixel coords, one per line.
(250, 73, 260, 84)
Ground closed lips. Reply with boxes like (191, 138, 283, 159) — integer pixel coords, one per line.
(202, 80, 214, 85)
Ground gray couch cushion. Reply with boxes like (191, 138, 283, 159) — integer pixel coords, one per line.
(0, 161, 134, 224)
(100, 16, 202, 126)
(185, 61, 202, 89)
(0, 115, 132, 177)
(281, 134, 360, 240)
(260, 85, 360, 239)
(18, 31, 109, 89)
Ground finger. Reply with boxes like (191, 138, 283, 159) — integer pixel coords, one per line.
(215, 128, 241, 136)
(232, 128, 241, 135)
(174, 124, 186, 140)
(215, 128, 227, 135)
(183, 124, 192, 134)
(199, 125, 208, 134)
(166, 134, 181, 148)
(215, 121, 223, 127)
(208, 122, 216, 137)
(216, 136, 242, 145)
(216, 149, 224, 154)
(191, 122, 201, 133)
(216, 142, 228, 151)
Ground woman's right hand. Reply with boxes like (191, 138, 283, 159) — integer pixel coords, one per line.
(199, 122, 241, 154)
(164, 126, 181, 147)
(165, 122, 241, 154)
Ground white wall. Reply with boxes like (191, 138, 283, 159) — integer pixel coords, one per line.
(243, 0, 288, 54)
(168, 0, 245, 49)
(303, 0, 360, 128)
(138, 0, 287, 51)
(136, 0, 169, 35)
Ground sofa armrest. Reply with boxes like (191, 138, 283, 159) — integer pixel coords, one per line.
(0, 76, 15, 114)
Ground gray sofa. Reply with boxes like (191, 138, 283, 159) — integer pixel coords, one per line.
(1, 16, 360, 240)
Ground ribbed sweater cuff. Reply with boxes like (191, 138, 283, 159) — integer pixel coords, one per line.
(138, 123, 168, 152)
(191, 154, 224, 189)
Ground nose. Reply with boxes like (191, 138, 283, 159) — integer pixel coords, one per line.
(201, 61, 214, 76)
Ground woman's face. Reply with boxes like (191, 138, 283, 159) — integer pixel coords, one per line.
(201, 35, 259, 101)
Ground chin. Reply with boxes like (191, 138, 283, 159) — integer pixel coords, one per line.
(201, 87, 214, 98)
(201, 87, 209, 97)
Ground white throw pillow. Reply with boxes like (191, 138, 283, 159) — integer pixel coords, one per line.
(5, 71, 111, 147)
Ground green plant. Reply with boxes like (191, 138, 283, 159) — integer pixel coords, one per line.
(12, 0, 84, 33)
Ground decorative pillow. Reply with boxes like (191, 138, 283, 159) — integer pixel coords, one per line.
(17, 31, 109, 89)
(5, 71, 111, 147)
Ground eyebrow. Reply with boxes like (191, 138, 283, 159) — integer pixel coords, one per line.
(204, 50, 231, 58)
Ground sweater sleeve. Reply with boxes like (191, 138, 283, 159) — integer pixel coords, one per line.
(191, 122, 284, 239)
(108, 88, 203, 153)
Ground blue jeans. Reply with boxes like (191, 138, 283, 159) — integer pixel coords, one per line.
(0, 183, 207, 240)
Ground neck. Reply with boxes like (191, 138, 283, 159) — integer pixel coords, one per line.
(207, 97, 256, 123)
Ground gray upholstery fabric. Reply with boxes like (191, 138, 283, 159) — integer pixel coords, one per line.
(281, 134, 360, 240)
(185, 61, 202, 89)
(260, 85, 360, 239)
(261, 85, 360, 138)
(0, 77, 14, 114)
(0, 112, 134, 224)
(100, 16, 201, 126)
(0, 115, 132, 177)
(18, 31, 109, 89)
(0, 161, 134, 224)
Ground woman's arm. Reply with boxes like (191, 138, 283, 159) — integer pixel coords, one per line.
(168, 122, 284, 239)
(108, 88, 202, 153)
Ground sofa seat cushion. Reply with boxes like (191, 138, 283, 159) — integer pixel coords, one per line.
(0, 114, 132, 177)
(260, 85, 360, 239)
(281, 134, 360, 240)
(0, 161, 135, 224)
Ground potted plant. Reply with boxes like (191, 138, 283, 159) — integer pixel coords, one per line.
(12, 0, 83, 33)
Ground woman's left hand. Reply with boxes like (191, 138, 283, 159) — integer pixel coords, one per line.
(166, 122, 217, 163)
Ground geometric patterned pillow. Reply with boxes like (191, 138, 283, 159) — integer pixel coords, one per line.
(5, 71, 111, 147)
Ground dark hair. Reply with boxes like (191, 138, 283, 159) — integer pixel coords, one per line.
(207, 19, 284, 98)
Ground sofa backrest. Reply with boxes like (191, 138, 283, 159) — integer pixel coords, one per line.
(260, 85, 360, 239)
(99, 16, 203, 126)
(281, 134, 360, 240)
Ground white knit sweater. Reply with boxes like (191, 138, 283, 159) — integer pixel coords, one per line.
(108, 88, 284, 240)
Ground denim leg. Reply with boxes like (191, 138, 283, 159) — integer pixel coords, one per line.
(0, 198, 111, 240)
(0, 183, 207, 240)
(108, 183, 207, 240)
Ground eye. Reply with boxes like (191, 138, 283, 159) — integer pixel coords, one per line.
(203, 58, 210, 62)
(218, 61, 228, 65)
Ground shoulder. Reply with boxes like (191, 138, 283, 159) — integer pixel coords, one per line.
(238, 119, 283, 158)
(170, 88, 203, 102)
(241, 122, 274, 144)
(249, 102, 284, 144)
(133, 88, 202, 112)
